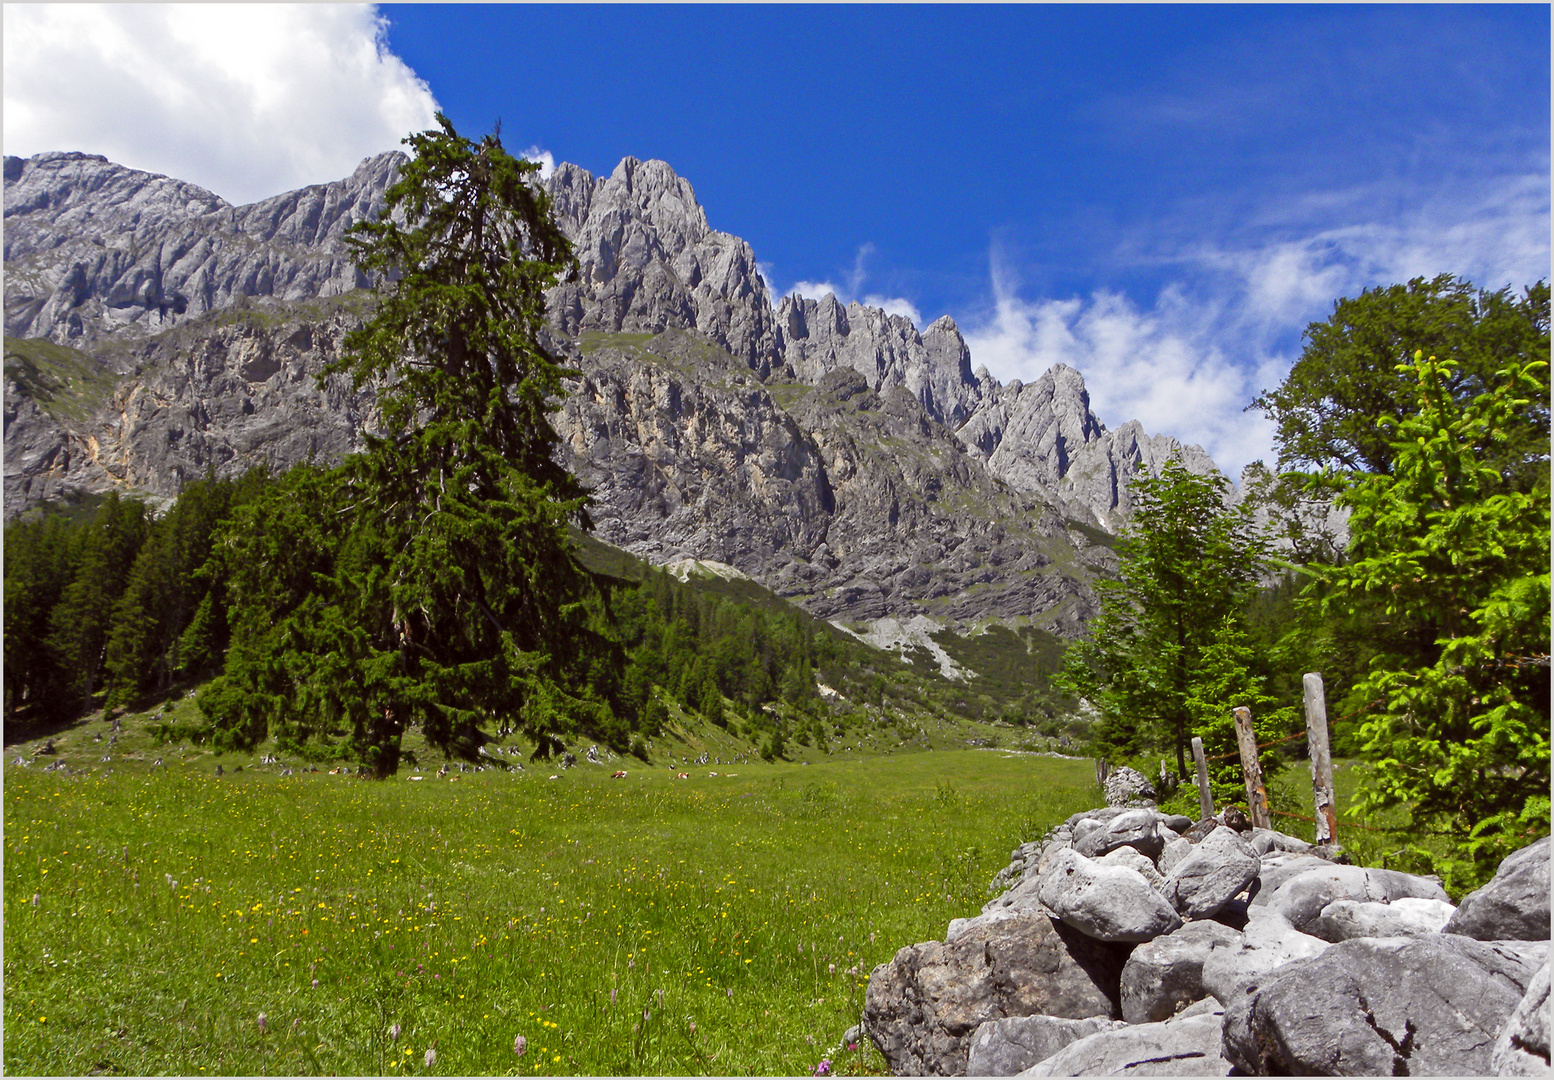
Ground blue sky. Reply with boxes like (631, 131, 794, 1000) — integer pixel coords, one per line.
(5, 4, 1549, 476)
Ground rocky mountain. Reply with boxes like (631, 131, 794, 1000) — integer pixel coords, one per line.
(4, 148, 1257, 639)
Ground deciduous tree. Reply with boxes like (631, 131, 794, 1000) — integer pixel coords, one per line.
(1315, 351, 1550, 891)
(1252, 275, 1549, 480)
(1059, 459, 1272, 780)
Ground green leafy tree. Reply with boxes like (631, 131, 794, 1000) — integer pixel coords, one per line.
(1059, 458, 1271, 779)
(1252, 275, 1549, 479)
(1184, 615, 1297, 801)
(103, 474, 248, 707)
(208, 116, 618, 773)
(1315, 351, 1550, 891)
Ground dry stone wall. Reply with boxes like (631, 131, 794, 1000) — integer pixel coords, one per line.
(860, 801, 1550, 1076)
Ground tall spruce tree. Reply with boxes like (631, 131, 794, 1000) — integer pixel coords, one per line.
(206, 116, 617, 774)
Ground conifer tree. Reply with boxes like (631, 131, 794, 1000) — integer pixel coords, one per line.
(208, 116, 616, 773)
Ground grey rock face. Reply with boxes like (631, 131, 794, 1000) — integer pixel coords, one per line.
(1102, 766, 1157, 808)
(1221, 934, 1548, 1076)
(1491, 961, 1552, 1076)
(965, 1015, 1124, 1077)
(559, 337, 1111, 630)
(1073, 809, 1165, 861)
(1443, 837, 1552, 942)
(1119, 920, 1242, 1025)
(1311, 896, 1457, 943)
(776, 293, 985, 429)
(1038, 848, 1183, 944)
(1199, 906, 1329, 1004)
(5, 150, 398, 344)
(1026, 1000, 1232, 1077)
(1162, 825, 1261, 919)
(545, 158, 781, 376)
(862, 910, 1128, 1077)
(1261, 862, 1449, 935)
(5, 300, 377, 511)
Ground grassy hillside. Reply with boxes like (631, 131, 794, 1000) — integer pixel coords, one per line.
(3, 337, 121, 426)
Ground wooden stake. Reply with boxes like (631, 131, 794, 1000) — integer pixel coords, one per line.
(1190, 736, 1213, 820)
(1303, 672, 1338, 845)
(1232, 707, 1271, 830)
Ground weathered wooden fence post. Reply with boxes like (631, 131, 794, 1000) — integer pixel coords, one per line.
(1190, 736, 1213, 820)
(1303, 672, 1338, 846)
(1094, 757, 1110, 788)
(1232, 706, 1271, 829)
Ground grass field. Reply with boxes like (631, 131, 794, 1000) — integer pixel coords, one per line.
(3, 725, 1100, 1077)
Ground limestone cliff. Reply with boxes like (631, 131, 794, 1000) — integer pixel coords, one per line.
(7, 148, 1289, 635)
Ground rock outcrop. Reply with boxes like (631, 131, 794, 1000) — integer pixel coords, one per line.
(862, 910, 1129, 1076)
(5, 148, 1341, 633)
(860, 809, 1551, 1076)
(4, 150, 397, 344)
(1443, 836, 1552, 942)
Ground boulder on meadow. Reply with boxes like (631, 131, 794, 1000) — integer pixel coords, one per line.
(1221, 934, 1549, 1076)
(1311, 896, 1456, 942)
(1260, 862, 1448, 934)
(1443, 836, 1552, 942)
(1250, 852, 1336, 900)
(1097, 845, 1167, 893)
(1157, 836, 1194, 877)
(1119, 919, 1242, 1024)
(1248, 826, 1315, 857)
(1490, 961, 1551, 1076)
(1038, 847, 1183, 944)
(1027, 998, 1232, 1076)
(863, 909, 1128, 1076)
(1103, 766, 1157, 808)
(1162, 825, 1261, 919)
(1073, 809, 1166, 861)
(1200, 906, 1329, 1005)
(964, 1015, 1123, 1077)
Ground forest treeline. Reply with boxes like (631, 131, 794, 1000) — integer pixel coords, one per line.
(2, 465, 923, 762)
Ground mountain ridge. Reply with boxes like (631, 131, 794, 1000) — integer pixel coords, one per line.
(3, 147, 1267, 638)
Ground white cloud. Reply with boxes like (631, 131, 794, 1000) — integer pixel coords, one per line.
(3, 4, 440, 205)
(963, 254, 1288, 479)
(521, 145, 555, 181)
(963, 165, 1549, 481)
(778, 243, 924, 327)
